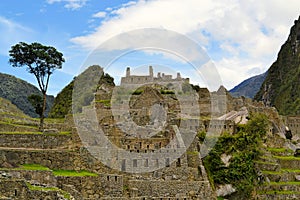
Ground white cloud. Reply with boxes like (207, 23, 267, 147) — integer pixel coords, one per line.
(0, 16, 33, 55)
(93, 11, 106, 18)
(70, 0, 300, 89)
(46, 0, 87, 10)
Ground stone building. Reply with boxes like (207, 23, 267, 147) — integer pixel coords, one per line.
(120, 66, 189, 86)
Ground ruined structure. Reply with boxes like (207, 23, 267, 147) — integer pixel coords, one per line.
(121, 66, 189, 88)
(0, 66, 300, 200)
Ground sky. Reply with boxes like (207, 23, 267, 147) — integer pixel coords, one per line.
(0, 0, 299, 96)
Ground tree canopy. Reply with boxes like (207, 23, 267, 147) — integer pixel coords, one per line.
(9, 42, 65, 130)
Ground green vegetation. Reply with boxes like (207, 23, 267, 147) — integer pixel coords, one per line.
(95, 99, 111, 107)
(0, 73, 54, 118)
(268, 181, 300, 185)
(261, 170, 283, 175)
(52, 169, 98, 177)
(187, 151, 199, 155)
(132, 89, 144, 95)
(48, 80, 74, 118)
(27, 94, 43, 118)
(273, 155, 300, 160)
(281, 168, 300, 173)
(9, 42, 65, 130)
(197, 131, 206, 143)
(0, 132, 42, 135)
(254, 20, 300, 115)
(267, 147, 293, 153)
(101, 73, 114, 85)
(203, 113, 268, 199)
(258, 190, 300, 195)
(26, 182, 71, 199)
(50, 65, 115, 117)
(0, 120, 39, 129)
(20, 164, 50, 171)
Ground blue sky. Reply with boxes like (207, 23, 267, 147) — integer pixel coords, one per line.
(0, 0, 299, 95)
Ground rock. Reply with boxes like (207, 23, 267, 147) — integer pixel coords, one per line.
(216, 184, 236, 197)
(43, 129, 59, 134)
(221, 154, 232, 167)
(295, 175, 300, 181)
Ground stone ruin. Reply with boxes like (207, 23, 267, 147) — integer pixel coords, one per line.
(1, 66, 298, 199)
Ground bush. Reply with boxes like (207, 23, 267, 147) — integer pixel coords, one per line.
(203, 113, 268, 199)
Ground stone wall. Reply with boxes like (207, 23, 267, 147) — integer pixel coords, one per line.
(0, 149, 86, 170)
(0, 170, 57, 186)
(284, 116, 300, 139)
(127, 180, 213, 198)
(0, 178, 65, 200)
(0, 133, 72, 149)
(56, 174, 123, 199)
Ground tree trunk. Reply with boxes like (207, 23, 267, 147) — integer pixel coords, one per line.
(39, 92, 47, 131)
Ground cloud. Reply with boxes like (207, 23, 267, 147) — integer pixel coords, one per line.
(46, 0, 87, 10)
(0, 16, 33, 55)
(70, 0, 300, 89)
(93, 11, 106, 18)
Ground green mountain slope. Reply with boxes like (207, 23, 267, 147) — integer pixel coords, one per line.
(0, 97, 28, 117)
(254, 16, 300, 115)
(0, 73, 54, 118)
(49, 65, 114, 118)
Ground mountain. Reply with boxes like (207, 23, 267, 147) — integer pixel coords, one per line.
(254, 16, 300, 115)
(229, 72, 267, 98)
(0, 97, 28, 117)
(49, 65, 114, 118)
(0, 72, 54, 118)
(48, 78, 74, 118)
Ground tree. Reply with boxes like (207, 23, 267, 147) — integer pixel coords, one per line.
(9, 42, 65, 130)
(28, 94, 43, 118)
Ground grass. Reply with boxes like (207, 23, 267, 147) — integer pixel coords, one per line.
(4, 164, 98, 177)
(254, 160, 278, 165)
(0, 131, 70, 135)
(0, 131, 42, 135)
(187, 151, 199, 155)
(95, 99, 111, 106)
(268, 181, 300, 185)
(26, 182, 71, 199)
(20, 164, 50, 171)
(262, 168, 300, 175)
(273, 155, 300, 160)
(267, 147, 293, 153)
(52, 169, 98, 177)
(258, 190, 300, 195)
(0, 121, 39, 129)
(281, 169, 300, 173)
(261, 170, 283, 175)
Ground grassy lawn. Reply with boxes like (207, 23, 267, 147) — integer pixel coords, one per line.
(281, 168, 300, 173)
(20, 164, 50, 171)
(269, 181, 300, 185)
(254, 160, 278, 165)
(273, 155, 300, 160)
(0, 121, 38, 129)
(261, 170, 283, 175)
(267, 147, 293, 153)
(52, 169, 98, 177)
(0, 131, 70, 135)
(0, 131, 43, 135)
